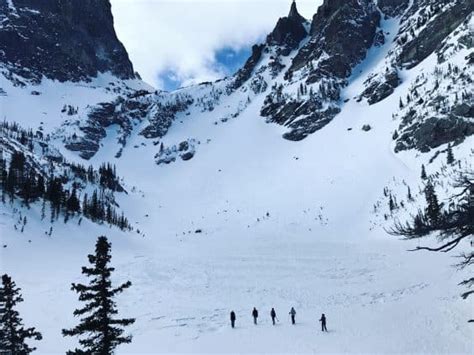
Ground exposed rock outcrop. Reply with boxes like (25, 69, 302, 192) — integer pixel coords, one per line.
(378, 0, 410, 18)
(0, 0, 135, 83)
(260, 0, 380, 141)
(266, 1, 308, 55)
(398, 0, 473, 69)
(393, 18, 474, 152)
(360, 0, 473, 105)
(289, 0, 380, 80)
(231, 44, 265, 90)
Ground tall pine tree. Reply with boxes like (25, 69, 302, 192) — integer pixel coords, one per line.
(421, 164, 427, 180)
(424, 182, 441, 226)
(62, 236, 135, 354)
(0, 274, 42, 354)
(446, 144, 455, 165)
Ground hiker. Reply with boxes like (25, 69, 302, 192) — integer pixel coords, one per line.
(270, 308, 277, 325)
(319, 313, 328, 332)
(230, 311, 236, 328)
(252, 307, 259, 325)
(289, 307, 296, 325)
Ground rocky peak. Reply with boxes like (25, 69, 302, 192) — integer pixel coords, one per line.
(288, 0, 305, 22)
(266, 0, 308, 53)
(231, 1, 308, 90)
(290, 0, 380, 80)
(0, 0, 136, 84)
(259, 0, 380, 141)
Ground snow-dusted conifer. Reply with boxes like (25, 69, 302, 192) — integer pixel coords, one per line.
(0, 274, 42, 354)
(63, 236, 135, 355)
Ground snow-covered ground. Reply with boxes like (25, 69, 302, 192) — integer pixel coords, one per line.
(1, 12, 473, 355)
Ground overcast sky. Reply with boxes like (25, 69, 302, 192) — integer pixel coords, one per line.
(110, 0, 321, 90)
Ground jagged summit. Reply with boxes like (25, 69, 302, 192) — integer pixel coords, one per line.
(288, 0, 305, 22)
(231, 1, 308, 90)
(266, 0, 308, 53)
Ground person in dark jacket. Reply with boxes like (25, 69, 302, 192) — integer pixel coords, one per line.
(230, 311, 236, 328)
(252, 307, 259, 325)
(319, 313, 327, 332)
(270, 308, 277, 325)
(289, 307, 296, 325)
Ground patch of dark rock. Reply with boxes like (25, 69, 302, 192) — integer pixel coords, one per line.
(266, 1, 307, 54)
(399, 1, 473, 69)
(378, 0, 409, 18)
(395, 116, 474, 152)
(181, 152, 194, 161)
(282, 107, 341, 141)
(374, 30, 385, 47)
(361, 69, 401, 104)
(0, 0, 135, 83)
(453, 103, 474, 118)
(231, 44, 264, 90)
(289, 0, 380, 78)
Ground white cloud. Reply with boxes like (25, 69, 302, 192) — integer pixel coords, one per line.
(110, 0, 321, 89)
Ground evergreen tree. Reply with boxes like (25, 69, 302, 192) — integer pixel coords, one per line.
(0, 150, 6, 204)
(66, 188, 81, 213)
(424, 182, 441, 226)
(421, 164, 427, 180)
(407, 186, 414, 202)
(0, 274, 42, 354)
(63, 236, 135, 354)
(446, 144, 455, 165)
(389, 194, 396, 212)
(40, 199, 46, 220)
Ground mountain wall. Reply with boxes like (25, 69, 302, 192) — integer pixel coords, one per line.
(0, 0, 135, 84)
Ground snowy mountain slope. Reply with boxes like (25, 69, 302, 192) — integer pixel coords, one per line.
(2, 50, 473, 352)
(1, 0, 474, 353)
(360, 0, 473, 104)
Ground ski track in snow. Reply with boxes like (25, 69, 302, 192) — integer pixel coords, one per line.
(1, 11, 473, 355)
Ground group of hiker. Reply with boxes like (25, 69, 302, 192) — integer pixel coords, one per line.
(230, 307, 328, 332)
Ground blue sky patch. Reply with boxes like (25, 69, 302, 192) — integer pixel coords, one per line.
(157, 45, 252, 91)
(159, 69, 183, 92)
(214, 46, 252, 77)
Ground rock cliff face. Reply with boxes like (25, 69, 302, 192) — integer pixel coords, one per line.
(0, 0, 135, 84)
(289, 0, 380, 81)
(392, 18, 474, 153)
(232, 1, 308, 91)
(266, 1, 308, 54)
(398, 0, 472, 69)
(360, 0, 473, 105)
(355, 0, 474, 153)
(378, 0, 409, 18)
(259, 0, 380, 141)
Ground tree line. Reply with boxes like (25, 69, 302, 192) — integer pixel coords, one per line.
(0, 150, 131, 231)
